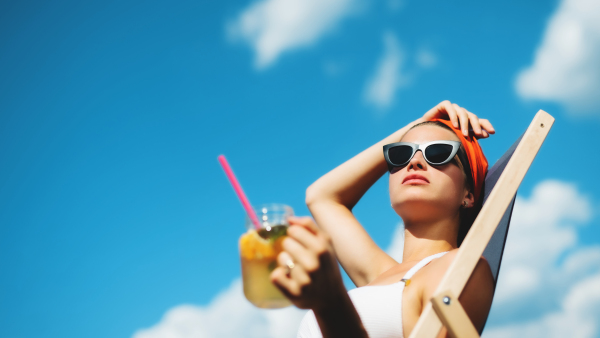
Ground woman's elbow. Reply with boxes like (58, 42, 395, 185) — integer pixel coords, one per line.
(305, 184, 336, 207)
(305, 184, 321, 207)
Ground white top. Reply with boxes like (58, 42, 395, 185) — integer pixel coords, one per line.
(297, 251, 449, 338)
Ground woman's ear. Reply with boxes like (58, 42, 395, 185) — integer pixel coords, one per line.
(463, 190, 475, 208)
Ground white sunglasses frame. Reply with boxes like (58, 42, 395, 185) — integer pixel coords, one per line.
(383, 140, 462, 168)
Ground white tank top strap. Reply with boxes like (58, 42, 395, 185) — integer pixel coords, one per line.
(400, 251, 449, 285)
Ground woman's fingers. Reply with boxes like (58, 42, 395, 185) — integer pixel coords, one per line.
(424, 101, 494, 139)
(277, 250, 311, 284)
(441, 100, 460, 128)
(271, 247, 313, 302)
(281, 235, 320, 273)
(287, 225, 329, 258)
(271, 266, 315, 309)
(288, 216, 319, 234)
(271, 266, 300, 297)
(466, 110, 483, 136)
(479, 119, 496, 135)
(453, 103, 470, 136)
(424, 101, 495, 139)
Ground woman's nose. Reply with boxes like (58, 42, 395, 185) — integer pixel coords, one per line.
(407, 150, 427, 170)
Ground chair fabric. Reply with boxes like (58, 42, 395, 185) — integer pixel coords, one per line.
(479, 134, 523, 332)
(481, 134, 522, 284)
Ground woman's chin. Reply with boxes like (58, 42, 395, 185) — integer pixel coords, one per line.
(392, 199, 443, 220)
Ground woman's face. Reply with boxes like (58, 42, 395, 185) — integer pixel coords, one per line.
(389, 125, 472, 223)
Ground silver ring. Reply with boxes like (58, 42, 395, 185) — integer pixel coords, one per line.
(285, 259, 295, 275)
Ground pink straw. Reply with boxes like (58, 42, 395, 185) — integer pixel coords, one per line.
(218, 155, 262, 230)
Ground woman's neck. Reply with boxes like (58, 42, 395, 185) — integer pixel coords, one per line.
(401, 217, 459, 263)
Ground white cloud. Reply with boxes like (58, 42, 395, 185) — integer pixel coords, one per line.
(562, 247, 600, 276)
(483, 180, 600, 337)
(484, 273, 600, 338)
(363, 32, 407, 109)
(132, 279, 307, 338)
(515, 0, 600, 114)
(228, 0, 358, 69)
(492, 180, 593, 303)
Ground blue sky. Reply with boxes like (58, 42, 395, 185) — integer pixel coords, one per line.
(1, 0, 600, 337)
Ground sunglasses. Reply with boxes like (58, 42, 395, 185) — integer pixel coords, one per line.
(383, 140, 462, 169)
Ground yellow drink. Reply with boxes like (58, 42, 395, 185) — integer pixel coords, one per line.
(239, 224, 291, 308)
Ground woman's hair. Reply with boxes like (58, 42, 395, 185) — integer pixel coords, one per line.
(406, 121, 482, 247)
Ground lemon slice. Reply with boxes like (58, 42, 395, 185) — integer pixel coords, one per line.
(239, 230, 277, 260)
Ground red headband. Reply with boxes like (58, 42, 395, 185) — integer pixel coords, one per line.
(433, 119, 488, 203)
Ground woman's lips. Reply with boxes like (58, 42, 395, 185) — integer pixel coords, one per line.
(402, 174, 429, 185)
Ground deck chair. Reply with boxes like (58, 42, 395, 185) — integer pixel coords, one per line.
(408, 110, 555, 338)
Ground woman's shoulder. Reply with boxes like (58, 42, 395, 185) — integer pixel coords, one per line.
(415, 249, 494, 298)
(425, 248, 492, 275)
(415, 248, 495, 331)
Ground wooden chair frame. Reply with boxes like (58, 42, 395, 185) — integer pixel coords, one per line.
(408, 110, 555, 338)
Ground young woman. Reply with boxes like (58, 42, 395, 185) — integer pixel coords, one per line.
(270, 101, 496, 338)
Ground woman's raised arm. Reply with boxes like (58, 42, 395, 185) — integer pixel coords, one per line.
(305, 120, 417, 287)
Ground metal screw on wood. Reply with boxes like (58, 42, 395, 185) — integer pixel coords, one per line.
(443, 296, 451, 305)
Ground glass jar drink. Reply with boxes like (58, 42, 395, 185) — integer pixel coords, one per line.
(239, 204, 293, 308)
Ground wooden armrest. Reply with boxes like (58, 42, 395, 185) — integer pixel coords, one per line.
(431, 290, 479, 338)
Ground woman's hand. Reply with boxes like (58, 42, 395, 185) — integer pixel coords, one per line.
(270, 216, 347, 310)
(418, 100, 495, 139)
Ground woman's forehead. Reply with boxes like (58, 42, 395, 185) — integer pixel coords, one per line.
(402, 125, 460, 143)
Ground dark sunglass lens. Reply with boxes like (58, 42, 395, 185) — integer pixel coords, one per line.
(388, 146, 414, 165)
(425, 144, 453, 164)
